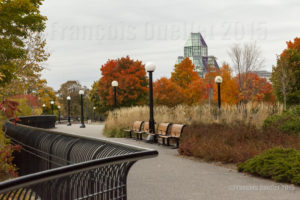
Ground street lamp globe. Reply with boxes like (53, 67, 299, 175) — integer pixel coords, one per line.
(145, 62, 156, 72)
(67, 96, 71, 100)
(93, 106, 96, 110)
(58, 105, 61, 109)
(111, 80, 118, 87)
(42, 104, 46, 107)
(79, 90, 84, 95)
(50, 100, 54, 105)
(215, 76, 223, 84)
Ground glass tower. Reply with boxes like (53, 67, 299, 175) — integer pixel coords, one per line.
(177, 33, 219, 77)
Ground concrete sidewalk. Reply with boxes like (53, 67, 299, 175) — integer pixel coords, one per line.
(53, 124, 300, 200)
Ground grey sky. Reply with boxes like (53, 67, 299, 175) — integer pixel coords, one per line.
(40, 0, 300, 90)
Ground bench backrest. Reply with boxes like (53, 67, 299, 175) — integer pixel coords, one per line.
(143, 122, 149, 132)
(157, 123, 171, 136)
(133, 121, 144, 132)
(170, 124, 185, 138)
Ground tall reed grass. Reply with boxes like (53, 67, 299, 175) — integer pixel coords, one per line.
(104, 103, 283, 137)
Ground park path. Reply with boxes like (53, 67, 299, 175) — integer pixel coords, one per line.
(53, 124, 300, 200)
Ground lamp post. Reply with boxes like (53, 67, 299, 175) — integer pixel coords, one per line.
(79, 90, 85, 128)
(93, 106, 96, 122)
(50, 100, 54, 115)
(67, 96, 71, 126)
(57, 105, 61, 124)
(145, 62, 156, 141)
(42, 104, 46, 115)
(111, 80, 118, 108)
(215, 76, 223, 109)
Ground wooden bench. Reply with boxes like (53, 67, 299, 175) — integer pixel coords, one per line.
(135, 122, 149, 140)
(162, 124, 185, 148)
(157, 123, 171, 145)
(123, 121, 144, 139)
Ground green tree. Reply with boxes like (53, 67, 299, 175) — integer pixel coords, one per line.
(271, 38, 300, 107)
(0, 0, 47, 86)
(57, 81, 82, 118)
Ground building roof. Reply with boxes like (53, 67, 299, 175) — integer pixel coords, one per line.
(184, 33, 207, 47)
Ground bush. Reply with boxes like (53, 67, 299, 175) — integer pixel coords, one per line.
(238, 147, 300, 185)
(0, 123, 21, 181)
(264, 105, 300, 135)
(179, 123, 300, 163)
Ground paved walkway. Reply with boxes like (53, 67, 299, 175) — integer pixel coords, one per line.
(53, 124, 300, 200)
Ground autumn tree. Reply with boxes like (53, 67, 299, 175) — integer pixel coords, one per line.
(228, 42, 265, 101)
(57, 81, 83, 118)
(185, 78, 207, 105)
(98, 56, 148, 111)
(234, 73, 273, 102)
(203, 66, 220, 104)
(271, 37, 300, 107)
(153, 77, 186, 107)
(212, 64, 241, 104)
(171, 57, 199, 88)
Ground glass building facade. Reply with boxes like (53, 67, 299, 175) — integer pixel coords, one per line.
(177, 33, 219, 77)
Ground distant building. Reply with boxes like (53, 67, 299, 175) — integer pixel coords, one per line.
(252, 70, 272, 82)
(176, 33, 219, 77)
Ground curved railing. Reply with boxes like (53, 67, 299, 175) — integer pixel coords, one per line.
(0, 116, 158, 199)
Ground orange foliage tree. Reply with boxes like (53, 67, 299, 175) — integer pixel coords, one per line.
(153, 77, 186, 107)
(171, 57, 199, 88)
(98, 56, 148, 110)
(185, 78, 207, 105)
(212, 64, 241, 104)
(235, 73, 274, 102)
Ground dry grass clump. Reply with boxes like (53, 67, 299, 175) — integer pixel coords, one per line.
(104, 103, 282, 137)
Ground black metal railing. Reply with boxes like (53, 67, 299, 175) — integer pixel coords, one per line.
(0, 116, 158, 199)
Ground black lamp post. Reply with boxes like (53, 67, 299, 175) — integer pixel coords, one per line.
(215, 76, 223, 109)
(93, 107, 96, 122)
(67, 96, 71, 126)
(111, 80, 118, 108)
(42, 104, 46, 115)
(50, 100, 54, 115)
(57, 105, 61, 123)
(146, 62, 156, 141)
(79, 90, 85, 128)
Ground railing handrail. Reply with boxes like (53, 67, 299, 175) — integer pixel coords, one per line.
(1, 116, 159, 197)
(6, 118, 154, 152)
(0, 150, 157, 194)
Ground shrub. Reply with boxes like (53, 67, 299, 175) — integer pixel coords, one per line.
(179, 123, 300, 163)
(0, 123, 21, 181)
(264, 105, 300, 135)
(238, 147, 300, 185)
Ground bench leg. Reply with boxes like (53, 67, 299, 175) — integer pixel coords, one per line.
(162, 138, 165, 145)
(140, 133, 143, 140)
(167, 138, 170, 146)
(176, 139, 179, 148)
(129, 131, 132, 138)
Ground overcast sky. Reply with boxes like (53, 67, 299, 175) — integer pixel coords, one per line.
(40, 0, 300, 90)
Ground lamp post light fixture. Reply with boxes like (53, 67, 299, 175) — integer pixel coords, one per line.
(145, 62, 156, 141)
(79, 90, 85, 128)
(57, 105, 61, 124)
(42, 104, 46, 115)
(50, 100, 54, 115)
(215, 76, 223, 109)
(93, 106, 96, 122)
(111, 80, 118, 108)
(67, 96, 71, 126)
